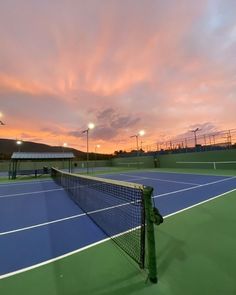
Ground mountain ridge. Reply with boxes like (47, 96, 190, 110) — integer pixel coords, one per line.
(0, 138, 111, 160)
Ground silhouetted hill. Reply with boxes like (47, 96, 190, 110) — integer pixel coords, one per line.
(0, 139, 111, 160)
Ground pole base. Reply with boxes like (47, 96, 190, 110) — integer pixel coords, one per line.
(149, 276, 158, 284)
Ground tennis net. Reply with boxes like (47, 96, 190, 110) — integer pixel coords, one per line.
(51, 167, 158, 283)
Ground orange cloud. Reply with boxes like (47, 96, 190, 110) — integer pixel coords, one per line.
(0, 73, 55, 96)
(0, 1, 236, 153)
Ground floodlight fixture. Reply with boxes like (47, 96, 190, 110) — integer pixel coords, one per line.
(190, 128, 201, 147)
(139, 130, 145, 136)
(0, 112, 5, 125)
(88, 122, 95, 130)
(95, 144, 100, 152)
(16, 140, 23, 152)
(130, 130, 146, 156)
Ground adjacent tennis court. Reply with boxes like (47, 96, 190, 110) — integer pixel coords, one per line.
(0, 169, 236, 295)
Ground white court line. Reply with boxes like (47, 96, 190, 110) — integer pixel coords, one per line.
(0, 238, 111, 280)
(1, 185, 236, 280)
(119, 173, 199, 186)
(0, 179, 140, 199)
(164, 187, 236, 218)
(0, 223, 140, 280)
(144, 169, 236, 177)
(0, 213, 86, 236)
(0, 188, 63, 199)
(0, 179, 53, 187)
(0, 200, 136, 236)
(0, 182, 118, 199)
(1, 176, 235, 235)
(1, 174, 234, 200)
(153, 176, 236, 199)
(1, 176, 235, 232)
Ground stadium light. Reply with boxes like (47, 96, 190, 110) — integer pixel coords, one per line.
(190, 128, 201, 147)
(139, 130, 145, 136)
(16, 140, 23, 152)
(88, 122, 95, 130)
(95, 144, 100, 153)
(94, 144, 101, 163)
(130, 130, 145, 156)
(62, 142, 68, 153)
(0, 112, 5, 125)
(82, 123, 95, 173)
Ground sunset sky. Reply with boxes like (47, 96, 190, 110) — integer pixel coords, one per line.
(0, 0, 235, 153)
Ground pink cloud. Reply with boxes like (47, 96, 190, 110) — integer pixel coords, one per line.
(0, 0, 235, 153)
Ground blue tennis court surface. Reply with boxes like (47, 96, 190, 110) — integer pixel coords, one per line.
(1, 171, 236, 277)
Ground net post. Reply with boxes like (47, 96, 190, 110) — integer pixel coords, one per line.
(143, 186, 158, 284)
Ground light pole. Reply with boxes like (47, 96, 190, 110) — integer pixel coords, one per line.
(140, 141, 144, 151)
(16, 140, 23, 152)
(62, 142, 67, 152)
(62, 143, 67, 169)
(82, 123, 95, 173)
(130, 130, 145, 156)
(190, 128, 200, 147)
(95, 144, 100, 154)
(95, 144, 100, 165)
(227, 130, 232, 148)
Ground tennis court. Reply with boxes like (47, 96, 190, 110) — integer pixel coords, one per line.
(0, 169, 236, 295)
